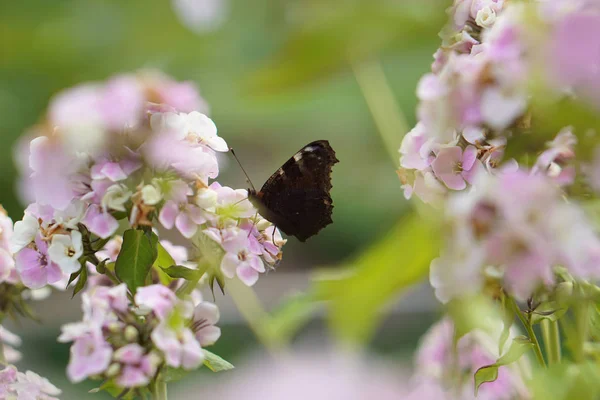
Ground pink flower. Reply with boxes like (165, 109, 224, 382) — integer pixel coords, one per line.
(0, 365, 62, 400)
(432, 146, 481, 190)
(399, 123, 436, 170)
(550, 12, 600, 108)
(159, 200, 206, 239)
(83, 204, 119, 239)
(415, 317, 530, 400)
(220, 228, 265, 286)
(151, 320, 204, 369)
(113, 344, 159, 388)
(135, 285, 177, 320)
(99, 75, 145, 130)
(29, 137, 79, 210)
(66, 330, 113, 383)
(148, 72, 210, 114)
(15, 235, 63, 289)
(192, 302, 221, 346)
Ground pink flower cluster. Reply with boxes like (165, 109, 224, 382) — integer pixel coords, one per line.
(59, 283, 220, 388)
(12, 70, 285, 290)
(0, 365, 61, 400)
(398, 1, 600, 204)
(412, 317, 530, 400)
(431, 169, 600, 302)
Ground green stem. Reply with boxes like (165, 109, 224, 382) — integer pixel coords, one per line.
(352, 60, 409, 168)
(540, 319, 561, 364)
(227, 278, 284, 353)
(574, 302, 590, 363)
(509, 297, 546, 367)
(152, 378, 167, 400)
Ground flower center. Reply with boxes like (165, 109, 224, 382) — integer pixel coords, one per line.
(238, 251, 247, 262)
(453, 161, 463, 174)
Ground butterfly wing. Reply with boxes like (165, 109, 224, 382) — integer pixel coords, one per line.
(258, 140, 338, 241)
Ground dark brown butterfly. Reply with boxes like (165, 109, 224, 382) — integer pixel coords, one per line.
(245, 140, 339, 242)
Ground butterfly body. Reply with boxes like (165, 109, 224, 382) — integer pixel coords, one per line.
(247, 140, 339, 242)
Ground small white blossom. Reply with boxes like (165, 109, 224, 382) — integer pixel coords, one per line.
(10, 214, 39, 253)
(48, 230, 83, 274)
(141, 184, 162, 205)
(476, 6, 497, 28)
(102, 184, 132, 212)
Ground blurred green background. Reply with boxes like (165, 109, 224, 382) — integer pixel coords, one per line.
(0, 0, 446, 397)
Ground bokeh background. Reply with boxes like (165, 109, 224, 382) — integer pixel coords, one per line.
(0, 0, 447, 397)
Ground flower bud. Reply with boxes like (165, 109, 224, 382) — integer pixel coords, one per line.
(124, 325, 139, 342)
(108, 322, 122, 333)
(141, 184, 162, 205)
(105, 363, 121, 378)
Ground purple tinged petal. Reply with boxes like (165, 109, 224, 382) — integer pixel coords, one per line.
(159, 201, 179, 229)
(114, 343, 145, 364)
(462, 159, 483, 184)
(220, 253, 239, 279)
(15, 248, 47, 289)
(236, 264, 259, 286)
(117, 365, 149, 388)
(186, 205, 207, 224)
(196, 325, 221, 347)
(461, 145, 478, 171)
(248, 255, 265, 273)
(175, 211, 199, 239)
(100, 162, 127, 181)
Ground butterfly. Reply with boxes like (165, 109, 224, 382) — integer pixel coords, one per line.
(245, 140, 339, 242)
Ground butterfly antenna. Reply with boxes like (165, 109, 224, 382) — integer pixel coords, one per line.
(230, 148, 256, 191)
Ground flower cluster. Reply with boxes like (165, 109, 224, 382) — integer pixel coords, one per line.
(398, 1, 600, 204)
(59, 283, 220, 389)
(0, 365, 61, 400)
(12, 70, 285, 290)
(412, 317, 530, 399)
(431, 169, 600, 302)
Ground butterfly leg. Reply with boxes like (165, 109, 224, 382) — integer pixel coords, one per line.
(247, 211, 259, 238)
(272, 225, 277, 244)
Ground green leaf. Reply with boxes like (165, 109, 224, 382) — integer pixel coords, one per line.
(161, 265, 201, 281)
(71, 262, 88, 298)
(203, 349, 234, 372)
(115, 229, 158, 294)
(474, 336, 534, 394)
(313, 212, 440, 344)
(474, 365, 499, 394)
(155, 241, 176, 269)
(92, 380, 136, 399)
(163, 367, 190, 383)
(499, 293, 514, 354)
(66, 269, 82, 288)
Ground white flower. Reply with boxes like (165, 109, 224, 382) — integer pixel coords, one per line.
(480, 87, 527, 130)
(53, 200, 86, 229)
(151, 111, 228, 152)
(10, 214, 39, 253)
(141, 184, 162, 205)
(475, 6, 496, 28)
(102, 184, 132, 212)
(195, 187, 218, 212)
(48, 230, 83, 274)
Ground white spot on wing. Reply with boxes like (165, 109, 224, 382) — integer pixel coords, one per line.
(293, 153, 303, 162)
(278, 169, 285, 176)
(303, 146, 314, 152)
